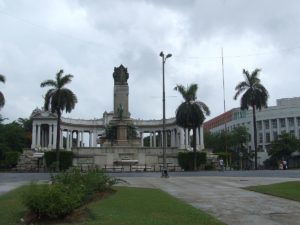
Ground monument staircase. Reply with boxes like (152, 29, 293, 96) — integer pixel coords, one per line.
(15, 149, 43, 171)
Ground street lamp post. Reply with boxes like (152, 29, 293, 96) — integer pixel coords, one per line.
(160, 51, 172, 178)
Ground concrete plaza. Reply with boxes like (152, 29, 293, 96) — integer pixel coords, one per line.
(1, 170, 300, 225)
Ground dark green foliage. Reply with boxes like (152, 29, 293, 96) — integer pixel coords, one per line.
(52, 168, 118, 202)
(22, 183, 82, 219)
(0, 74, 5, 109)
(45, 151, 73, 171)
(4, 151, 20, 167)
(127, 125, 138, 138)
(268, 133, 299, 160)
(41, 69, 77, 171)
(0, 120, 28, 168)
(264, 133, 300, 168)
(178, 152, 206, 171)
(105, 125, 117, 142)
(234, 68, 269, 170)
(22, 168, 118, 219)
(174, 84, 210, 170)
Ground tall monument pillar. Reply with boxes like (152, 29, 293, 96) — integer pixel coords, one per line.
(113, 65, 129, 119)
(102, 65, 140, 147)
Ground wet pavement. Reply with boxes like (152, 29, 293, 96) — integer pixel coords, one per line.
(1, 170, 300, 224)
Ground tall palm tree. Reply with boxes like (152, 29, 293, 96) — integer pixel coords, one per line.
(234, 69, 269, 170)
(0, 74, 5, 109)
(41, 69, 77, 171)
(174, 84, 210, 170)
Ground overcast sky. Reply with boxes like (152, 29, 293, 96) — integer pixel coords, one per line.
(0, 0, 300, 123)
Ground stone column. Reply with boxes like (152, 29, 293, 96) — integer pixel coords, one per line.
(149, 132, 153, 147)
(185, 128, 189, 148)
(180, 128, 184, 149)
(60, 129, 63, 148)
(81, 131, 84, 147)
(66, 130, 70, 150)
(153, 131, 156, 148)
(76, 131, 80, 147)
(37, 124, 41, 148)
(92, 131, 97, 147)
(48, 124, 52, 148)
(31, 123, 36, 149)
(140, 132, 144, 147)
(53, 125, 57, 149)
(89, 131, 92, 147)
(200, 126, 204, 150)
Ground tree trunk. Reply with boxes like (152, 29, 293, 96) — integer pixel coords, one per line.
(193, 127, 197, 171)
(56, 110, 61, 172)
(252, 105, 258, 170)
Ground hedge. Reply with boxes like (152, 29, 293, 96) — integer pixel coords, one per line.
(44, 151, 73, 171)
(178, 152, 207, 171)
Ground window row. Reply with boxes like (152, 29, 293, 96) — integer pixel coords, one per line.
(257, 117, 300, 130)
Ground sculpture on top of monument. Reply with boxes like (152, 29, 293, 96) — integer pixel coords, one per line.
(113, 64, 129, 85)
(117, 103, 124, 120)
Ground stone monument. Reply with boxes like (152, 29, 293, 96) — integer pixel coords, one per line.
(103, 65, 140, 146)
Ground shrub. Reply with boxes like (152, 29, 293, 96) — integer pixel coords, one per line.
(44, 151, 73, 171)
(51, 168, 118, 202)
(4, 151, 20, 167)
(22, 169, 119, 219)
(178, 152, 207, 171)
(22, 183, 83, 218)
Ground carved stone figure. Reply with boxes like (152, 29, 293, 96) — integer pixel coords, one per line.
(117, 104, 124, 120)
(113, 64, 129, 85)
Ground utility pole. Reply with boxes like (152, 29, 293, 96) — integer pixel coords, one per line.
(221, 48, 229, 168)
(160, 51, 172, 178)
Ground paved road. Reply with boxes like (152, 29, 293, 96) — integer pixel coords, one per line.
(1, 170, 300, 225)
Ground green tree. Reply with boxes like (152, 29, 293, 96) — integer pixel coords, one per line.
(17, 117, 33, 148)
(41, 69, 77, 171)
(174, 84, 210, 170)
(234, 69, 269, 169)
(0, 74, 5, 109)
(269, 133, 299, 161)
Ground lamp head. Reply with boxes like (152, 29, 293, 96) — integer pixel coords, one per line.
(159, 51, 164, 57)
(166, 53, 172, 58)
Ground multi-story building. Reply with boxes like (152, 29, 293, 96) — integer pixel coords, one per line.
(204, 97, 300, 165)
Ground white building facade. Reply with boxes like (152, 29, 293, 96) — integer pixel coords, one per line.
(204, 97, 300, 164)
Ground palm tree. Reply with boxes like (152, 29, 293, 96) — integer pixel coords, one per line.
(234, 69, 269, 170)
(41, 69, 77, 171)
(174, 84, 210, 170)
(0, 74, 5, 109)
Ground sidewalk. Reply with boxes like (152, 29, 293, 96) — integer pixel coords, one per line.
(120, 176, 300, 225)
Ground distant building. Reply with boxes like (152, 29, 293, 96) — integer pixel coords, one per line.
(203, 97, 300, 165)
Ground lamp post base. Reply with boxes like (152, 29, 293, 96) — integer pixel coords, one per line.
(161, 169, 169, 178)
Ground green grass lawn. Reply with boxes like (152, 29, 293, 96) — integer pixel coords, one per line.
(245, 181, 300, 202)
(0, 185, 225, 225)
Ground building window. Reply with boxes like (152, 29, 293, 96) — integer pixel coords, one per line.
(297, 117, 300, 126)
(288, 118, 295, 127)
(258, 133, 263, 143)
(265, 133, 270, 143)
(280, 118, 286, 128)
(290, 130, 295, 137)
(258, 145, 264, 152)
(272, 119, 277, 129)
(273, 131, 278, 140)
(257, 121, 262, 130)
(264, 120, 270, 130)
